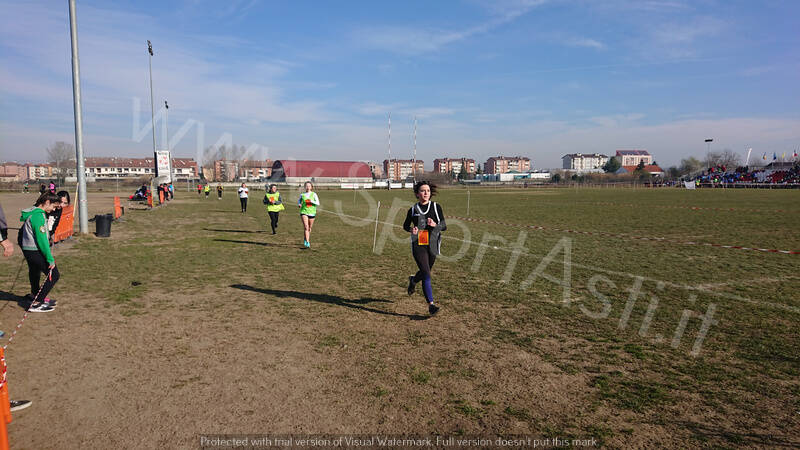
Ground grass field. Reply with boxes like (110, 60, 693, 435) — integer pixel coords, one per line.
(0, 186, 798, 448)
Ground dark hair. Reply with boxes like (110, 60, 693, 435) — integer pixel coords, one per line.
(56, 190, 70, 204)
(35, 192, 60, 207)
(413, 180, 437, 197)
(269, 184, 277, 191)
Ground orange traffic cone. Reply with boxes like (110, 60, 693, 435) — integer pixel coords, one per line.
(0, 348, 12, 450)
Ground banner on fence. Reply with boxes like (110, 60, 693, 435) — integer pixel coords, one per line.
(52, 205, 74, 243)
(684, 181, 696, 190)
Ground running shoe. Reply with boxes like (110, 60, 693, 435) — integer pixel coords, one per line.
(10, 400, 31, 412)
(428, 303, 440, 315)
(407, 276, 416, 296)
(303, 240, 310, 248)
(43, 297, 57, 308)
(29, 302, 54, 313)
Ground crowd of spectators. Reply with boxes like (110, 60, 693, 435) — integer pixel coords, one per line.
(692, 162, 800, 185)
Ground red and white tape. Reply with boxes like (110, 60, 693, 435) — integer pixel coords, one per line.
(447, 214, 800, 255)
(588, 201, 792, 214)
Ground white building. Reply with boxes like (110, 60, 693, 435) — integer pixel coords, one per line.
(615, 150, 653, 167)
(562, 153, 609, 171)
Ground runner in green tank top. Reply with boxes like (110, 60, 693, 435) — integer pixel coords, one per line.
(298, 181, 320, 248)
(264, 184, 284, 234)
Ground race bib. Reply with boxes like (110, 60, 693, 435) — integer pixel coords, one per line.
(305, 199, 312, 207)
(418, 230, 429, 246)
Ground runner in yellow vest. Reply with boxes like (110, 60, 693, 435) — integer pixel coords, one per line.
(203, 184, 210, 198)
(264, 184, 284, 234)
(298, 181, 320, 248)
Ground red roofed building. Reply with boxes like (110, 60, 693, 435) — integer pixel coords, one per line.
(615, 150, 653, 167)
(485, 156, 531, 174)
(433, 158, 476, 176)
(270, 160, 374, 184)
(82, 156, 198, 180)
(383, 159, 424, 181)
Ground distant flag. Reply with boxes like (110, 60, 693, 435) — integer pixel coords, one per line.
(773, 152, 777, 161)
(782, 152, 786, 161)
(794, 149, 798, 159)
(746, 148, 752, 165)
(762, 152, 767, 160)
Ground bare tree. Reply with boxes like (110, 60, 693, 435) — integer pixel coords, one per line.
(707, 149, 741, 169)
(679, 157, 704, 176)
(46, 141, 75, 185)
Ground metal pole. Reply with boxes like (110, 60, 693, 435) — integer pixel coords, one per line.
(413, 116, 417, 182)
(148, 40, 157, 184)
(166, 100, 175, 187)
(467, 189, 470, 217)
(69, 0, 88, 234)
(372, 201, 380, 253)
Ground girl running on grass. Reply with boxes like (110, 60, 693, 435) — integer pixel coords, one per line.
(238, 183, 249, 213)
(402, 181, 446, 315)
(298, 181, 320, 248)
(264, 184, 284, 234)
(18, 192, 62, 312)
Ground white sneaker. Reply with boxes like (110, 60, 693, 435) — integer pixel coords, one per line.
(29, 302, 54, 313)
(10, 400, 31, 412)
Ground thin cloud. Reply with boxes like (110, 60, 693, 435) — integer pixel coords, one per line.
(566, 37, 606, 50)
(352, 1, 548, 54)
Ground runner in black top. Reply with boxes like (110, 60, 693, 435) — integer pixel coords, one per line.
(402, 181, 446, 315)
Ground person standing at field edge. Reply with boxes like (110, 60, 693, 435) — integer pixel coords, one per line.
(298, 181, 319, 248)
(238, 183, 249, 213)
(264, 184, 284, 234)
(216, 184, 223, 200)
(19, 192, 61, 312)
(403, 180, 446, 315)
(0, 202, 34, 413)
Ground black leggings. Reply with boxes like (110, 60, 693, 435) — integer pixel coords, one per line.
(268, 211, 280, 232)
(23, 250, 60, 302)
(240, 197, 248, 212)
(412, 245, 436, 302)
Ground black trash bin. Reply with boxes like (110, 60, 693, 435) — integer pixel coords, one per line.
(95, 213, 113, 237)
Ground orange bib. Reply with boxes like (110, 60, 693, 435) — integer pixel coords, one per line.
(418, 230, 429, 246)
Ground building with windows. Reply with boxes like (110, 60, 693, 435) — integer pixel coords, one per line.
(366, 161, 383, 178)
(383, 159, 425, 181)
(433, 158, 476, 176)
(0, 162, 29, 180)
(26, 164, 54, 180)
(615, 150, 653, 167)
(82, 157, 198, 180)
(484, 156, 531, 174)
(238, 160, 273, 181)
(562, 153, 608, 172)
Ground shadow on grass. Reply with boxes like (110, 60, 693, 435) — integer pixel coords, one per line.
(678, 421, 799, 448)
(0, 290, 33, 311)
(204, 228, 262, 234)
(230, 284, 430, 321)
(213, 238, 292, 248)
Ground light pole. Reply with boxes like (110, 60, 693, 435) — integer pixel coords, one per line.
(704, 138, 713, 168)
(166, 100, 175, 186)
(68, 0, 88, 234)
(147, 40, 157, 192)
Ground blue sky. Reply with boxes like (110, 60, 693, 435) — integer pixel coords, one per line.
(1, 0, 798, 168)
